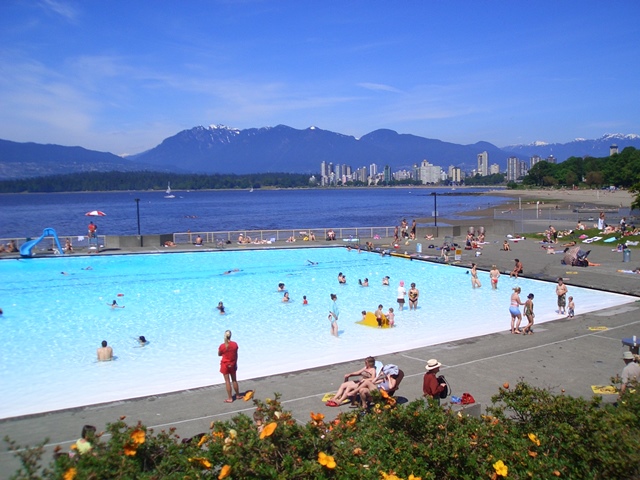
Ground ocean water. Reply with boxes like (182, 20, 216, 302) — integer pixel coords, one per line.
(0, 188, 504, 238)
(0, 247, 635, 419)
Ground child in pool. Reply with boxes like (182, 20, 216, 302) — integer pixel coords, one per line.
(303, 295, 308, 305)
(387, 307, 395, 327)
(216, 302, 225, 314)
(567, 296, 575, 318)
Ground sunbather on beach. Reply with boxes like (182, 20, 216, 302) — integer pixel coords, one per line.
(326, 357, 377, 406)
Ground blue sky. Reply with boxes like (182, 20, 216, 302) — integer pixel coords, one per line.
(1, 1, 639, 155)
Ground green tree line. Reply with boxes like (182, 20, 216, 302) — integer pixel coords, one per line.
(522, 146, 640, 189)
(0, 171, 317, 193)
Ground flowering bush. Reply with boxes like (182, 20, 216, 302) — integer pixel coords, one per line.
(6, 383, 640, 479)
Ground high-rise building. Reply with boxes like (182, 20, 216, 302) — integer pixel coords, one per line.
(417, 159, 442, 184)
(490, 163, 500, 175)
(546, 155, 556, 164)
(369, 163, 378, 178)
(530, 155, 541, 169)
(507, 156, 520, 182)
(450, 167, 462, 183)
(610, 144, 619, 156)
(477, 151, 488, 176)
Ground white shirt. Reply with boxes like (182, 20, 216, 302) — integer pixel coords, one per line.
(397, 286, 406, 300)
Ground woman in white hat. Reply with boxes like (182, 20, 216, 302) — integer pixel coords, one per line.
(423, 359, 446, 404)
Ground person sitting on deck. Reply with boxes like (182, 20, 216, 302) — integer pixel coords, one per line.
(325, 356, 378, 407)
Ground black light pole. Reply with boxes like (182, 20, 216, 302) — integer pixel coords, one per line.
(135, 198, 142, 247)
(431, 192, 438, 237)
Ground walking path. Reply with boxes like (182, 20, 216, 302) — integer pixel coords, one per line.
(1, 228, 639, 479)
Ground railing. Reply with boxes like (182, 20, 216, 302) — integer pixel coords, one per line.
(173, 227, 396, 245)
(1, 227, 397, 251)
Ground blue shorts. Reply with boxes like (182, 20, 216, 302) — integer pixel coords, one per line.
(509, 306, 521, 316)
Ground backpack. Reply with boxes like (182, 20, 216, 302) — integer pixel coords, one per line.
(437, 375, 450, 399)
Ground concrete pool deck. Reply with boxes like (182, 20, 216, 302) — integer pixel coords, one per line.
(1, 232, 639, 479)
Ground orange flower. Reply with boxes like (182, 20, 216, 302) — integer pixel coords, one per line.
(212, 431, 224, 439)
(243, 390, 254, 401)
(310, 412, 325, 422)
(259, 421, 277, 439)
(318, 452, 337, 469)
(219, 464, 231, 479)
(63, 468, 77, 480)
(189, 457, 212, 469)
(123, 444, 138, 456)
(380, 389, 390, 399)
(197, 435, 209, 447)
(346, 417, 357, 427)
(408, 475, 422, 480)
(130, 428, 146, 445)
(553, 471, 561, 477)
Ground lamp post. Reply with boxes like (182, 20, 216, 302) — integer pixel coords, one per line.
(135, 198, 142, 247)
(431, 192, 438, 238)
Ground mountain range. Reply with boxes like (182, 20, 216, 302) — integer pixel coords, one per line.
(1, 127, 639, 180)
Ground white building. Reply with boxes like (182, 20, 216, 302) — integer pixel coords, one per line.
(416, 159, 442, 184)
(490, 163, 500, 175)
(477, 151, 489, 177)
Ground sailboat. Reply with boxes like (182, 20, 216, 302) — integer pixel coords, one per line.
(164, 182, 175, 199)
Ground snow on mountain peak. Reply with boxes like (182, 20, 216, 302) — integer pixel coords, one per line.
(208, 124, 240, 133)
(532, 140, 548, 146)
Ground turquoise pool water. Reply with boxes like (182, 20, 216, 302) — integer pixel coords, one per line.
(0, 248, 634, 418)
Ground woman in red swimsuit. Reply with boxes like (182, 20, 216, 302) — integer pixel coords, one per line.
(218, 330, 241, 403)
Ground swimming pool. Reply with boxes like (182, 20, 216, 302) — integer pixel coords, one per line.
(0, 248, 635, 419)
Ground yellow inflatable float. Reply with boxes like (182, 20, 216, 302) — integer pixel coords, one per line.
(356, 311, 391, 328)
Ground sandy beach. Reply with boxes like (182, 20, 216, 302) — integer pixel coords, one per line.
(426, 188, 637, 229)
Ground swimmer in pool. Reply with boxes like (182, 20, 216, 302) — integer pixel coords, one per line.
(278, 282, 286, 291)
(382, 276, 390, 286)
(307, 260, 318, 265)
(223, 269, 240, 275)
(109, 300, 125, 309)
(216, 301, 226, 314)
(282, 292, 290, 303)
(97, 340, 113, 361)
(358, 278, 369, 287)
(138, 336, 148, 346)
(303, 295, 308, 305)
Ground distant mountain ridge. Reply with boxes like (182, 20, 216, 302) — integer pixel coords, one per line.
(129, 124, 513, 175)
(503, 133, 640, 160)
(1, 127, 639, 180)
(0, 139, 155, 180)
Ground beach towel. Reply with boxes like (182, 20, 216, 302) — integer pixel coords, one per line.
(603, 237, 617, 243)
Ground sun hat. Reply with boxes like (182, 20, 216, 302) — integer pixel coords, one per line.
(425, 359, 442, 371)
(623, 351, 634, 360)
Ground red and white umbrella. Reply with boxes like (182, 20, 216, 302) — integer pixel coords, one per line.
(85, 210, 107, 217)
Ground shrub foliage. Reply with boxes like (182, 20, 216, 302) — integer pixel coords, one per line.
(6, 383, 640, 479)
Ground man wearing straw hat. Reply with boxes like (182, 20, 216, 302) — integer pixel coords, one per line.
(620, 351, 640, 397)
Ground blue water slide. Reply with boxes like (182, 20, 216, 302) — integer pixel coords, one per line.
(19, 228, 65, 258)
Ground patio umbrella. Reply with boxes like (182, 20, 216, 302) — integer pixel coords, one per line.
(85, 210, 106, 216)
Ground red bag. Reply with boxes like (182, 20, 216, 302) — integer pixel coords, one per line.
(461, 392, 475, 405)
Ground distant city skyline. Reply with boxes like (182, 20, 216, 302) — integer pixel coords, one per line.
(1, 1, 639, 156)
